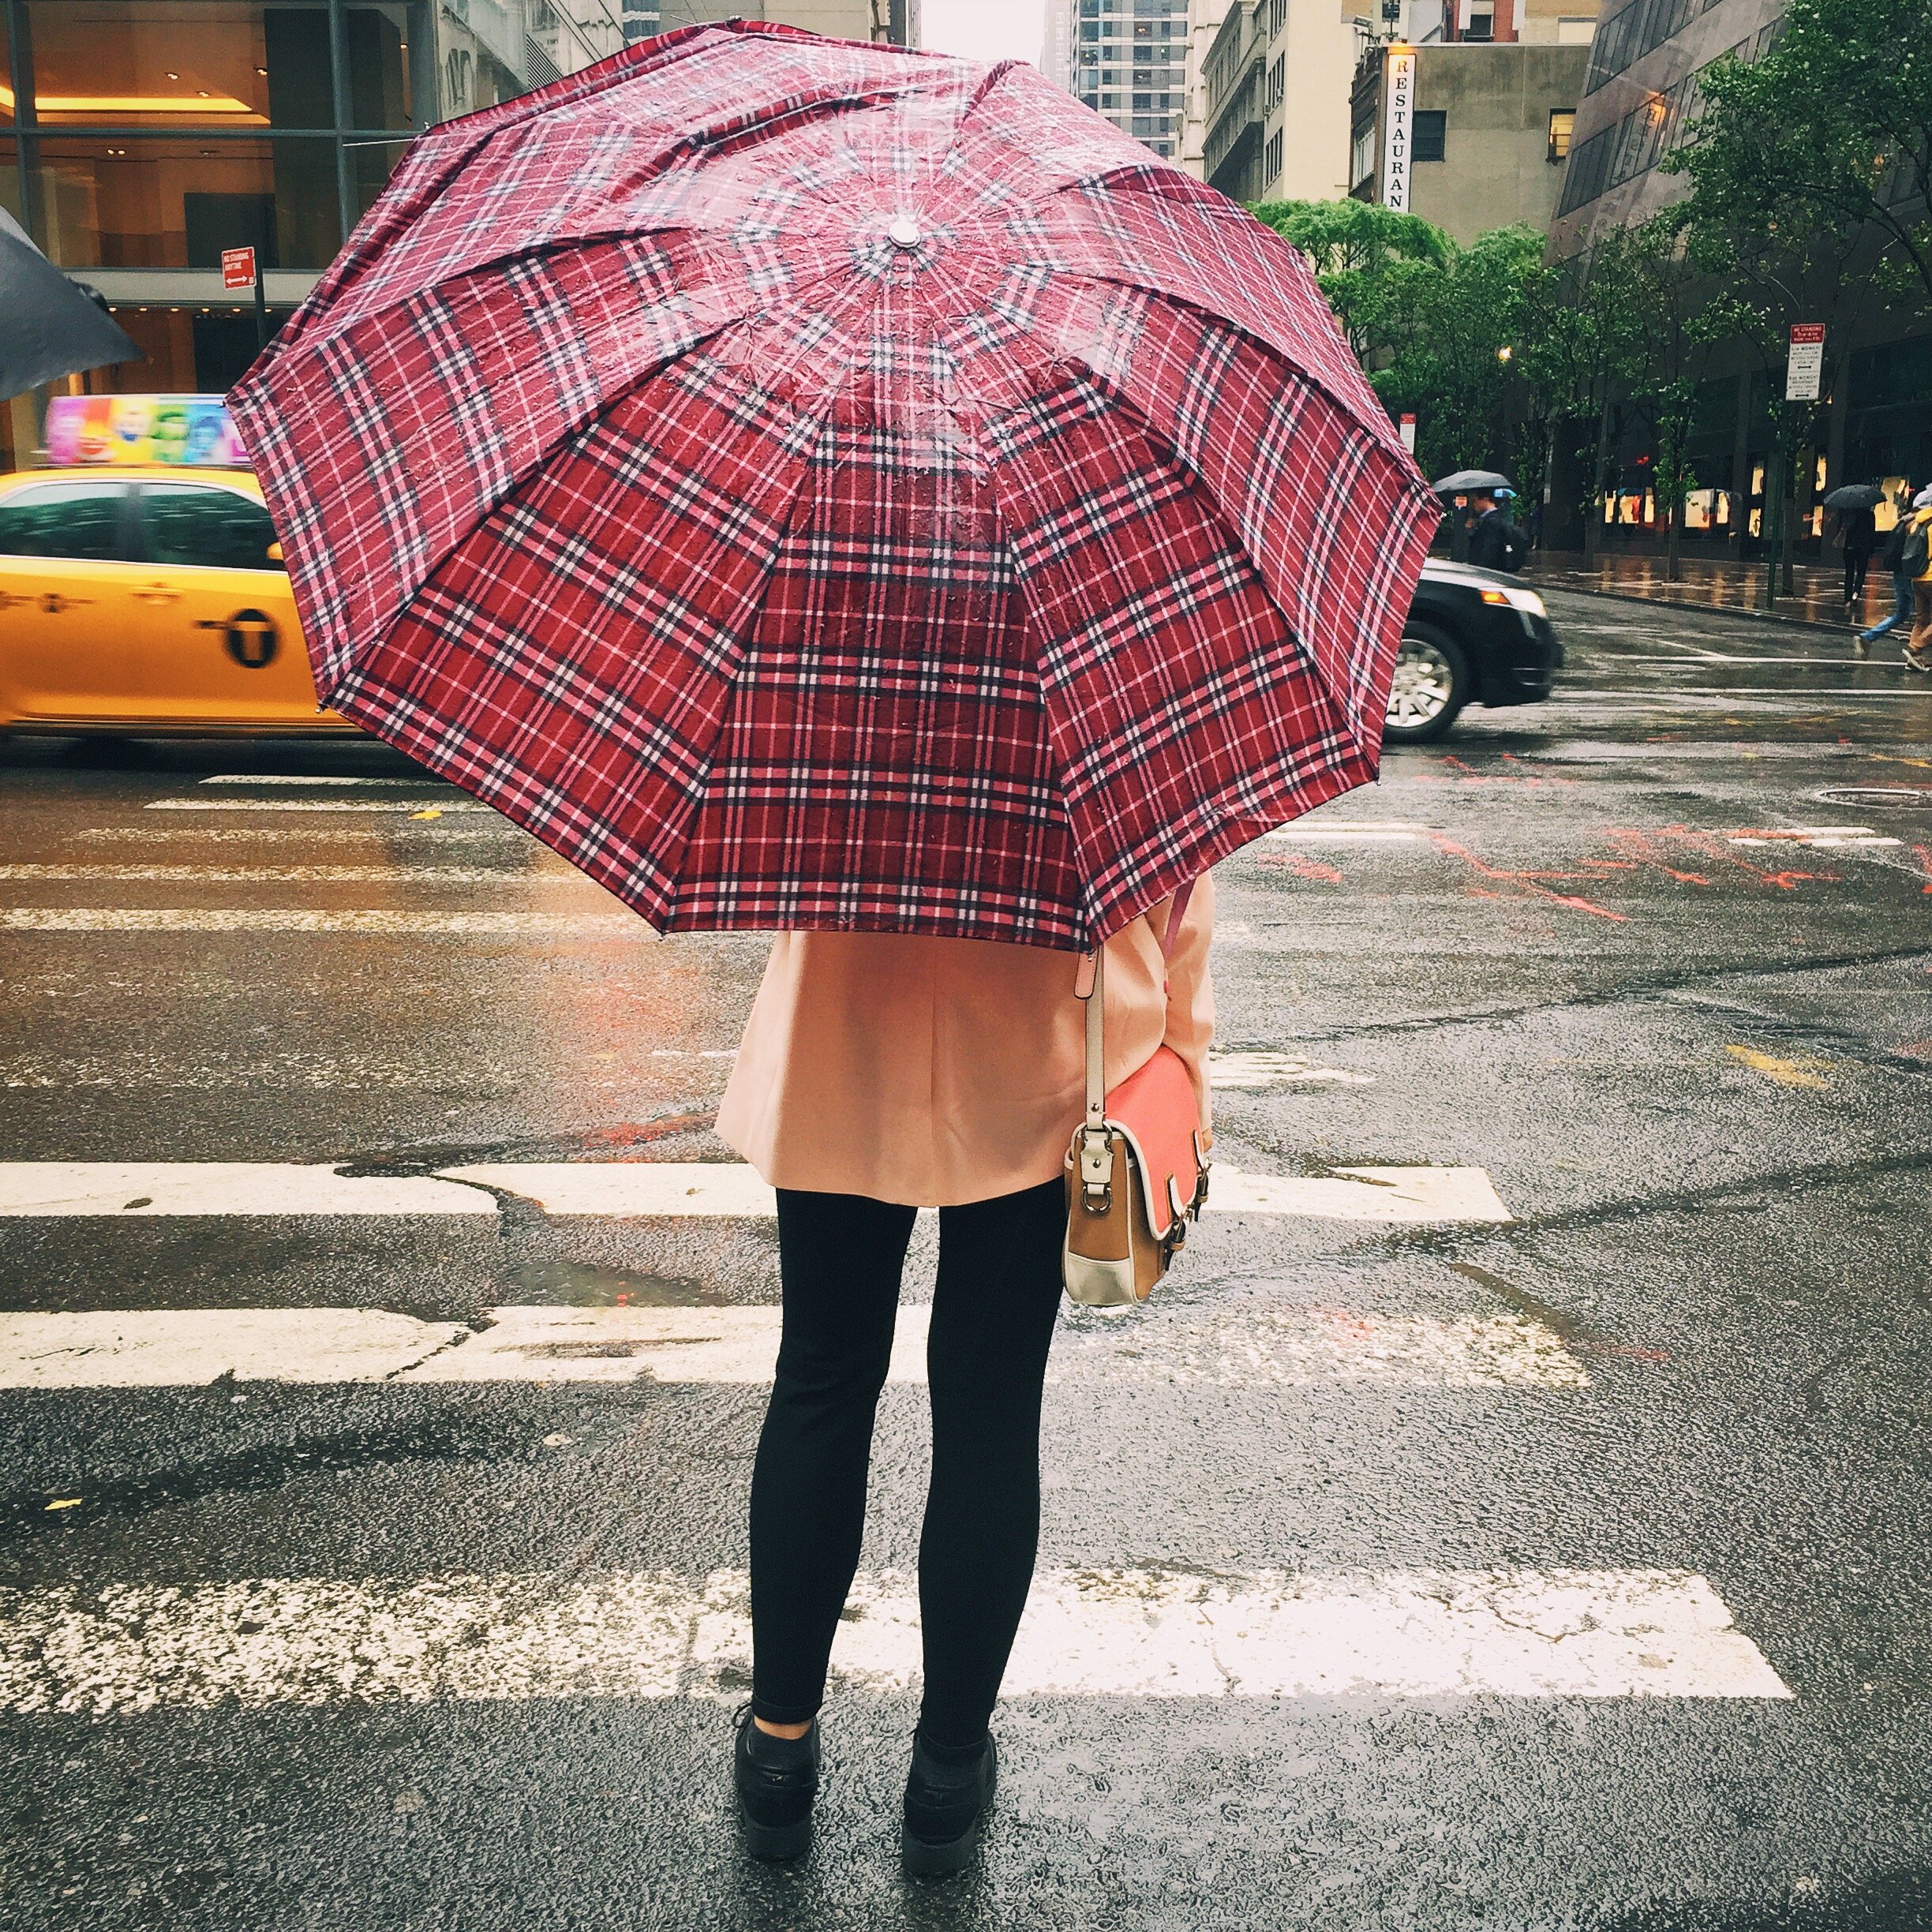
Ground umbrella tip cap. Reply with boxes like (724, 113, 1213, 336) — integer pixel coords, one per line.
(888, 215, 920, 249)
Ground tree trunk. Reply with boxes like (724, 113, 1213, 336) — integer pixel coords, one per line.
(1582, 401, 1613, 567)
(1665, 495, 1683, 581)
(1761, 436, 1782, 611)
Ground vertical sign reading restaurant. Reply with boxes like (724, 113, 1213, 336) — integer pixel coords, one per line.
(1383, 46, 1416, 212)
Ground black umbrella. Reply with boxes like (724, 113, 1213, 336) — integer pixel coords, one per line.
(1822, 482, 1885, 511)
(0, 207, 144, 400)
(1432, 469, 1514, 496)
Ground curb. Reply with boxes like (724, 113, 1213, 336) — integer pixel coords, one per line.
(1529, 577, 1875, 640)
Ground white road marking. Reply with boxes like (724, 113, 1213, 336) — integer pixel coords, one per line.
(0, 1301, 1586, 1390)
(1725, 827, 1902, 850)
(144, 799, 496, 813)
(0, 1163, 1511, 1223)
(0, 910, 642, 934)
(0, 866, 578, 885)
(1207, 1050, 1374, 1089)
(73, 828, 521, 844)
(197, 775, 438, 788)
(0, 1566, 1790, 1713)
(1261, 824, 1429, 843)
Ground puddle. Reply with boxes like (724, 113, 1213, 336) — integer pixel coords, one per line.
(501, 1257, 722, 1307)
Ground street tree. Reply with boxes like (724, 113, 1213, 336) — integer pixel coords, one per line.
(1255, 200, 1541, 483)
(1663, 0, 1932, 311)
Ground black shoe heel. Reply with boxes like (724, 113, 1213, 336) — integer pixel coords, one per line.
(741, 1810, 814, 1862)
(733, 1707, 820, 1863)
(901, 1732, 997, 1878)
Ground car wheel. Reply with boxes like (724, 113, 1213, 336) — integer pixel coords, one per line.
(1383, 625, 1469, 744)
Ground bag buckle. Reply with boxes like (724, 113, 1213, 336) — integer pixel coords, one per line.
(1077, 1125, 1113, 1212)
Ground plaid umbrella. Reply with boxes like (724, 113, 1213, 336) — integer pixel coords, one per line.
(230, 21, 1437, 951)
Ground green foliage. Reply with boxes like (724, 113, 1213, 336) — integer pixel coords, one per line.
(1664, 0, 1932, 306)
(1253, 199, 1543, 479)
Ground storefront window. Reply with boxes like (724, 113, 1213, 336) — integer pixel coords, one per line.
(32, 134, 341, 268)
(21, 2, 417, 131)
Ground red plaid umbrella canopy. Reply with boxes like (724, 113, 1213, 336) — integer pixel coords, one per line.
(230, 21, 1437, 951)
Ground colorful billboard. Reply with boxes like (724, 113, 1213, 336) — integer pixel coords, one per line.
(44, 394, 244, 469)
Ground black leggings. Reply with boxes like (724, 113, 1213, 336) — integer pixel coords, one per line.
(748, 1178, 1065, 1747)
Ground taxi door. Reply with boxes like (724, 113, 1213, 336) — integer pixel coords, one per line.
(129, 481, 318, 724)
(0, 478, 140, 724)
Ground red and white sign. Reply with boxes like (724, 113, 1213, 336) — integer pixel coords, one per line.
(1398, 413, 1417, 453)
(221, 246, 256, 291)
(1785, 323, 1825, 402)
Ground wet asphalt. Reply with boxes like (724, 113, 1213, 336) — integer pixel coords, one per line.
(2, 590, 1930, 1931)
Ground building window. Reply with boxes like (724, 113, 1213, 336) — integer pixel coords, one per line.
(1462, 3, 1492, 37)
(1267, 54, 1284, 108)
(1265, 129, 1283, 181)
(1548, 107, 1574, 160)
(1413, 109, 1446, 161)
(1350, 122, 1376, 187)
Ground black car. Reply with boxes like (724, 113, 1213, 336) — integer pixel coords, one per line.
(1382, 560, 1563, 743)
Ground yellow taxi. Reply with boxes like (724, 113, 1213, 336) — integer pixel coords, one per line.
(0, 460, 349, 736)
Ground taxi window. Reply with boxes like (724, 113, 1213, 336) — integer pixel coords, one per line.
(138, 485, 283, 572)
(0, 481, 129, 561)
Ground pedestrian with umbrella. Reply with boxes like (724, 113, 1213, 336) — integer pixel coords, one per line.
(1824, 481, 1882, 612)
(1857, 481, 1920, 658)
(230, 21, 1437, 1876)
(0, 207, 144, 405)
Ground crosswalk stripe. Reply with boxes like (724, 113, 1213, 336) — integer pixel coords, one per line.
(0, 1566, 1789, 1713)
(0, 1162, 1512, 1223)
(197, 775, 436, 788)
(0, 1301, 1586, 1390)
(144, 799, 496, 814)
(0, 909, 642, 934)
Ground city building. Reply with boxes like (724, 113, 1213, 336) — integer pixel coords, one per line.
(1197, 0, 1361, 204)
(1174, 0, 1229, 176)
(2, 0, 914, 466)
(1547, 0, 1779, 257)
(1059, 0, 1191, 159)
(1347, 32, 1593, 243)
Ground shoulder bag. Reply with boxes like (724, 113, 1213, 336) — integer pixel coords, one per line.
(1061, 884, 1211, 1308)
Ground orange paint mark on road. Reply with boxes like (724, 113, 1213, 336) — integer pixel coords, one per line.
(1604, 829, 1710, 886)
(1428, 833, 1627, 921)
(1257, 852, 1345, 884)
(1661, 826, 1835, 889)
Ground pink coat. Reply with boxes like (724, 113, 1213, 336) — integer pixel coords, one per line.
(717, 879, 1215, 1208)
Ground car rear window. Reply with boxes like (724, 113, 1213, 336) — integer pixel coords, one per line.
(139, 485, 282, 573)
(0, 481, 128, 561)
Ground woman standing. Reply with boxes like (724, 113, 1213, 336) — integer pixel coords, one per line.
(717, 882, 1215, 1873)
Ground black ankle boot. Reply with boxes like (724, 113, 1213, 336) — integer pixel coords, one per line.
(734, 1708, 820, 1861)
(901, 1729, 998, 1877)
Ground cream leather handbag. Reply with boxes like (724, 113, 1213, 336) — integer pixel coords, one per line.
(1061, 886, 1210, 1308)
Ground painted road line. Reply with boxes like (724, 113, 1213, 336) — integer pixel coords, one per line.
(0, 1164, 493, 1216)
(0, 1566, 1790, 1714)
(0, 910, 642, 935)
(0, 866, 579, 884)
(197, 775, 439, 788)
(0, 1163, 1511, 1223)
(144, 799, 497, 813)
(73, 829, 522, 844)
(0, 1303, 1584, 1391)
(1726, 827, 1902, 850)
(1261, 825, 1429, 843)
(1207, 1050, 1374, 1089)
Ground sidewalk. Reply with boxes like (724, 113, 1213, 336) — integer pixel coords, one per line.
(1524, 550, 1906, 635)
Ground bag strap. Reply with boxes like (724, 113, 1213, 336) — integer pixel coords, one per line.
(1076, 878, 1196, 1136)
